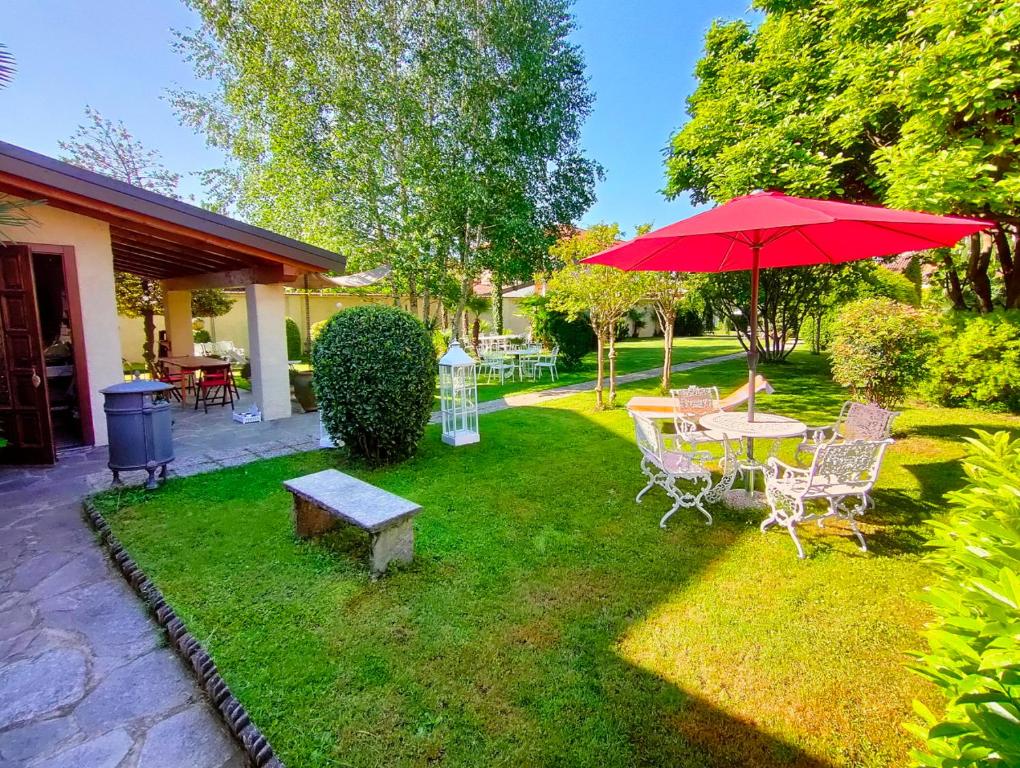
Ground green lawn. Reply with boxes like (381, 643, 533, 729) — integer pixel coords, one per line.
(94, 351, 1020, 768)
(466, 335, 742, 403)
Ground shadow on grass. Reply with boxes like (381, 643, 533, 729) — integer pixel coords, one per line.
(105, 400, 875, 767)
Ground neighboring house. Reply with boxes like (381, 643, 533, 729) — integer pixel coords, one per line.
(0, 141, 343, 465)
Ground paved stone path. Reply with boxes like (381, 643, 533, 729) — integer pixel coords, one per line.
(0, 402, 320, 768)
(0, 350, 741, 767)
(430, 350, 746, 421)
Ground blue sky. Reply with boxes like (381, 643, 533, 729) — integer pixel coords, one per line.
(1, 0, 754, 235)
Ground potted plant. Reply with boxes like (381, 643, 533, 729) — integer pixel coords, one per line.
(290, 365, 317, 412)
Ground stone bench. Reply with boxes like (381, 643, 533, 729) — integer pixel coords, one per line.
(283, 469, 421, 575)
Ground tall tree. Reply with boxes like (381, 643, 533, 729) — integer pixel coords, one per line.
(665, 0, 1020, 310)
(546, 225, 644, 408)
(173, 0, 599, 335)
(641, 272, 704, 390)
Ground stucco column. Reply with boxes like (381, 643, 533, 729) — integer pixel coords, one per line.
(163, 289, 193, 358)
(246, 283, 291, 420)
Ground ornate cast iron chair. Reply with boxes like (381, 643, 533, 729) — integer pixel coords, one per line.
(763, 438, 893, 559)
(795, 401, 898, 465)
(632, 413, 734, 529)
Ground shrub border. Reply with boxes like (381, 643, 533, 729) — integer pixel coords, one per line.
(82, 499, 285, 768)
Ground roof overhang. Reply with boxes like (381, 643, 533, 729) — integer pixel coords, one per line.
(0, 141, 344, 282)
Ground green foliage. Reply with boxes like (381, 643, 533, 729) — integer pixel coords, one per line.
(193, 329, 211, 344)
(861, 265, 922, 306)
(191, 288, 235, 318)
(312, 305, 436, 465)
(907, 430, 1020, 767)
(285, 317, 302, 361)
(175, 0, 600, 326)
(926, 311, 1020, 412)
(309, 317, 331, 347)
(829, 298, 937, 407)
(704, 265, 855, 361)
(674, 310, 705, 337)
(666, 0, 1020, 309)
(519, 294, 595, 371)
(431, 328, 451, 358)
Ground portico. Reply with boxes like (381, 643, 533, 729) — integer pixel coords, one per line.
(0, 141, 343, 463)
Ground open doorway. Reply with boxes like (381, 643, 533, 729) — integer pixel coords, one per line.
(32, 251, 85, 450)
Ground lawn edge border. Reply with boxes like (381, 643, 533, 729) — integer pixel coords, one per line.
(82, 498, 285, 768)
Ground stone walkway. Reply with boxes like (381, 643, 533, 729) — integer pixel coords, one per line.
(430, 350, 746, 421)
(0, 350, 741, 767)
(0, 400, 321, 768)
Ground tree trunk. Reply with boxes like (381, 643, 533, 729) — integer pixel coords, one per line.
(407, 272, 419, 317)
(810, 310, 822, 355)
(608, 331, 618, 407)
(993, 224, 1019, 309)
(659, 311, 675, 391)
(941, 249, 968, 310)
(967, 234, 994, 313)
(142, 308, 157, 376)
(593, 328, 605, 410)
(493, 275, 504, 334)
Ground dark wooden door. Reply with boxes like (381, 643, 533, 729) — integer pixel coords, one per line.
(0, 245, 55, 464)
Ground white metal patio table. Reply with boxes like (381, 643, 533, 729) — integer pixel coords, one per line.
(699, 411, 807, 507)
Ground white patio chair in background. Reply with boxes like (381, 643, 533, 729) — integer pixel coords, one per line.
(533, 346, 559, 381)
(482, 351, 516, 384)
(795, 401, 899, 465)
(632, 413, 718, 528)
(763, 438, 894, 558)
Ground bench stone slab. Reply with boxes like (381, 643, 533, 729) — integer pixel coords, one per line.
(283, 469, 421, 574)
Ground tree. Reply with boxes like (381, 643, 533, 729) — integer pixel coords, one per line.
(59, 107, 233, 371)
(173, 0, 599, 336)
(702, 265, 856, 362)
(641, 272, 704, 390)
(665, 0, 1020, 311)
(546, 225, 644, 408)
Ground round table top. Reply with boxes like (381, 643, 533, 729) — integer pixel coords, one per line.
(700, 411, 807, 439)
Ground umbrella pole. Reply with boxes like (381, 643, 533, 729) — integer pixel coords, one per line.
(747, 246, 760, 421)
(745, 247, 760, 495)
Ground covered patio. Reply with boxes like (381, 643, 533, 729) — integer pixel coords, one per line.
(0, 141, 343, 463)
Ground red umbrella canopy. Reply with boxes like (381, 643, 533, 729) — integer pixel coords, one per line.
(582, 191, 991, 272)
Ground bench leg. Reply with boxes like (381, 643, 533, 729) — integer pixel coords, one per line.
(370, 518, 414, 575)
(292, 496, 337, 538)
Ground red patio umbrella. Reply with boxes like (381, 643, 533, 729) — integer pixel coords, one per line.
(582, 191, 990, 419)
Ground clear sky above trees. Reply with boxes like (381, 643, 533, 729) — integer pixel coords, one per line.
(0, 0, 752, 231)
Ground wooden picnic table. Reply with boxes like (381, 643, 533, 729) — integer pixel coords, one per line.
(159, 356, 232, 405)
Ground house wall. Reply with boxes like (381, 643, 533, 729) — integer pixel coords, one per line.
(14, 201, 122, 446)
(479, 299, 657, 339)
(120, 292, 395, 362)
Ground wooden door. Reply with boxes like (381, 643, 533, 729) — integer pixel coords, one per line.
(0, 245, 55, 464)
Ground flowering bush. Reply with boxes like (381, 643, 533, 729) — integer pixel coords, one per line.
(926, 311, 1020, 413)
(829, 298, 936, 407)
(907, 431, 1020, 766)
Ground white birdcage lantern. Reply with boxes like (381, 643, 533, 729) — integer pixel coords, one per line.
(439, 341, 479, 446)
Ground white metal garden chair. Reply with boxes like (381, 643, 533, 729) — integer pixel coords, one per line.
(632, 412, 724, 528)
(533, 346, 559, 381)
(762, 438, 893, 559)
(795, 401, 899, 465)
(482, 351, 516, 384)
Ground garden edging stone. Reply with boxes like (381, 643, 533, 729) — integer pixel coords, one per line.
(82, 499, 285, 768)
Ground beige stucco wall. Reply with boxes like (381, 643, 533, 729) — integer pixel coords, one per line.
(120, 292, 395, 361)
(480, 298, 656, 338)
(15, 201, 122, 446)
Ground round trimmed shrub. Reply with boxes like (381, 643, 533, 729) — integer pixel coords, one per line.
(312, 305, 437, 465)
(925, 310, 1020, 412)
(829, 298, 937, 408)
(285, 316, 302, 360)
